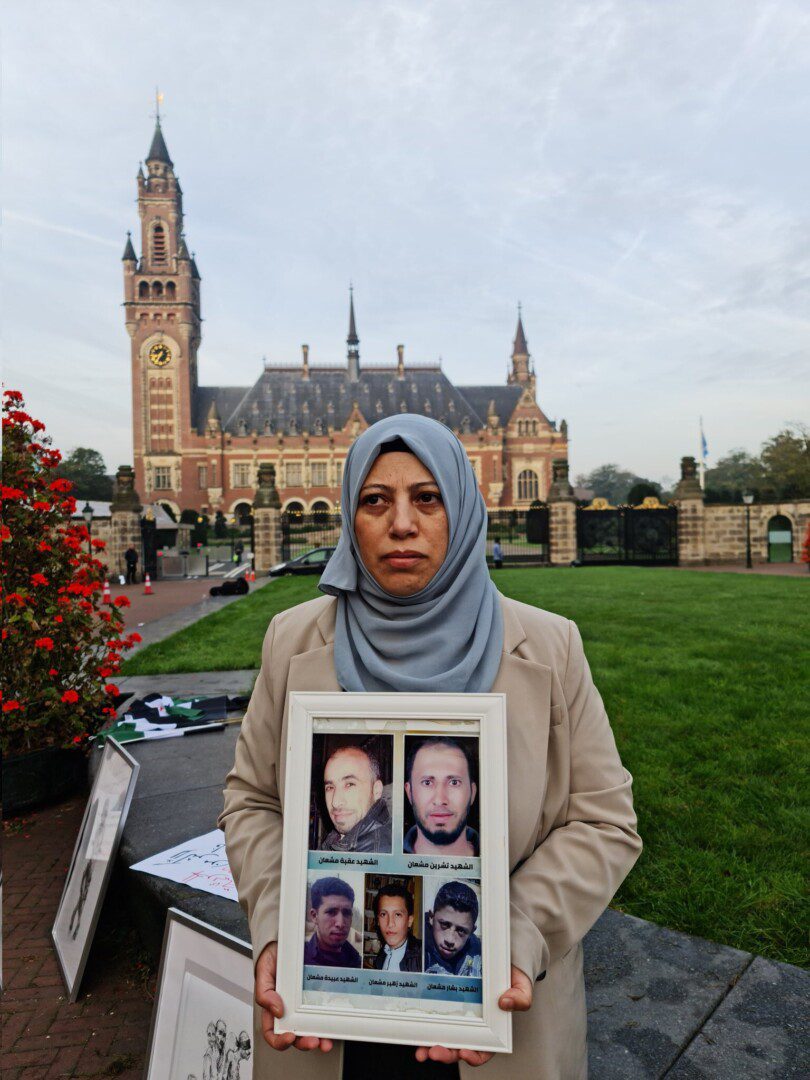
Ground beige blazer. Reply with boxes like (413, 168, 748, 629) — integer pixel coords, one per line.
(219, 593, 642, 1080)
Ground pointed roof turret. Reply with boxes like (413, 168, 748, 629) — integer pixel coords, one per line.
(512, 304, 528, 356)
(190, 251, 200, 280)
(177, 234, 190, 260)
(347, 286, 359, 346)
(146, 119, 173, 166)
(122, 231, 137, 262)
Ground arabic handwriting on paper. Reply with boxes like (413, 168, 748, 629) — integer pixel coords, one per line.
(130, 830, 238, 902)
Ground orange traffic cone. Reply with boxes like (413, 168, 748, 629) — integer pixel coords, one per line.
(143, 573, 154, 595)
(102, 579, 111, 604)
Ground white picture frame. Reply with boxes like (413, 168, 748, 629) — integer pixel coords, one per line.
(144, 908, 254, 1080)
(275, 692, 511, 1054)
(51, 737, 140, 1001)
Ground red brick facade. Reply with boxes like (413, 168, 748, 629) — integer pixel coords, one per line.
(124, 123, 568, 519)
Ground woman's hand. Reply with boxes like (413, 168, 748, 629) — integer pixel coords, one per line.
(414, 965, 533, 1067)
(255, 942, 334, 1053)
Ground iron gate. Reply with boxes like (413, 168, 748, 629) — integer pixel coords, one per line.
(577, 504, 678, 565)
(487, 507, 549, 564)
(281, 511, 343, 561)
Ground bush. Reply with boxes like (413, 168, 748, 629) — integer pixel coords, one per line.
(1, 390, 138, 756)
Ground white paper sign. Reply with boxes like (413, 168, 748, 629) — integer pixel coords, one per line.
(130, 829, 238, 902)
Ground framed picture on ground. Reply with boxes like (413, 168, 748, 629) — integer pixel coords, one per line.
(144, 908, 254, 1080)
(51, 737, 140, 1001)
(275, 692, 511, 1054)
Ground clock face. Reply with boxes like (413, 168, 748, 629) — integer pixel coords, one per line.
(149, 343, 172, 367)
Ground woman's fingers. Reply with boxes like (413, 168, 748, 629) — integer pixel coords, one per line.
(416, 1046, 494, 1067)
(499, 965, 534, 1012)
(458, 1049, 494, 1067)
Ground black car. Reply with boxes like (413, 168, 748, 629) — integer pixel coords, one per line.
(268, 546, 336, 577)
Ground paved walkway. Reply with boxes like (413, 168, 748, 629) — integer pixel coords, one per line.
(673, 562, 807, 577)
(2, 800, 154, 1080)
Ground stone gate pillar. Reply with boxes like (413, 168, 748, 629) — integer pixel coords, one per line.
(548, 459, 577, 566)
(253, 463, 282, 574)
(109, 466, 143, 580)
(673, 456, 705, 565)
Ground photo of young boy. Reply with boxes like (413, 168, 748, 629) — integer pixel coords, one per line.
(363, 878, 422, 973)
(423, 879, 482, 978)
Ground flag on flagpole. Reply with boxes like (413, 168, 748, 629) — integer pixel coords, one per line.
(699, 418, 708, 490)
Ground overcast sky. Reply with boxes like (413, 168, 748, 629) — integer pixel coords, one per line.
(4, 0, 809, 484)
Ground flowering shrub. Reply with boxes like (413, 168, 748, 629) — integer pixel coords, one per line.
(1, 390, 138, 756)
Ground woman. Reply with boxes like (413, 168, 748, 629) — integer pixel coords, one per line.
(219, 414, 642, 1079)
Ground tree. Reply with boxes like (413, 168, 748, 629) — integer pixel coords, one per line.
(1, 391, 137, 756)
(55, 447, 113, 501)
(760, 424, 809, 499)
(704, 449, 764, 503)
(575, 465, 637, 505)
(626, 481, 662, 506)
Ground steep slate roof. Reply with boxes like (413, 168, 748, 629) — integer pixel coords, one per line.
(460, 385, 522, 428)
(192, 365, 523, 436)
(122, 232, 137, 261)
(513, 313, 529, 355)
(146, 120, 173, 166)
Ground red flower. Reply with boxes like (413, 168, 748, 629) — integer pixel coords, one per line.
(72, 735, 83, 744)
(98, 666, 113, 678)
(91, 538, 106, 550)
(105, 684, 120, 697)
(61, 690, 79, 704)
(101, 706, 117, 716)
(35, 637, 54, 650)
(38, 541, 52, 552)
(49, 668, 58, 676)
(98, 611, 111, 622)
(129, 631, 142, 643)
(48, 478, 73, 494)
(6, 593, 26, 606)
(4, 389, 23, 402)
(30, 573, 49, 587)
(1, 486, 24, 500)
(2, 700, 21, 713)
(53, 615, 63, 623)
(32, 500, 51, 512)
(0, 524, 10, 541)
(79, 600, 93, 612)
(113, 596, 131, 608)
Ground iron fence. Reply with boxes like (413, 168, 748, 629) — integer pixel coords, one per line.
(487, 507, 550, 564)
(281, 511, 343, 561)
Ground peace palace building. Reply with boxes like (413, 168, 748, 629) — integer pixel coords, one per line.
(123, 121, 569, 519)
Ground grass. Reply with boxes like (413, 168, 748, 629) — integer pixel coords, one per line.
(123, 567, 809, 967)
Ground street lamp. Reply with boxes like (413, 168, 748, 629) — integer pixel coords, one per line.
(82, 502, 94, 554)
(742, 493, 754, 569)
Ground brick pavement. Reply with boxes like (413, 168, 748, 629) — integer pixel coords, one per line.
(2, 799, 154, 1080)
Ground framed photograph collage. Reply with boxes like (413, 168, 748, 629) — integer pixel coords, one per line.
(276, 692, 511, 1054)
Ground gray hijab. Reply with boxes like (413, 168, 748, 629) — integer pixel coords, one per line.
(319, 414, 504, 693)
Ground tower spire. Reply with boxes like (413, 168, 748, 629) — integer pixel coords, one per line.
(146, 93, 172, 168)
(508, 304, 534, 389)
(347, 285, 360, 382)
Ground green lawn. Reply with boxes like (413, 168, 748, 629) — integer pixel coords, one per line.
(123, 567, 809, 967)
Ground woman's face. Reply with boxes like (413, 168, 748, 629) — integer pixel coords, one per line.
(354, 451, 449, 596)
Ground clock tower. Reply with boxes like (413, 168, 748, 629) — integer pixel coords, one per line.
(122, 117, 201, 508)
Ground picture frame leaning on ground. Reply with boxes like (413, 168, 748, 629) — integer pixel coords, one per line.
(144, 908, 254, 1080)
(275, 691, 512, 1055)
(51, 738, 140, 1001)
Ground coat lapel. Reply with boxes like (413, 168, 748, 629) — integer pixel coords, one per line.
(493, 600, 554, 868)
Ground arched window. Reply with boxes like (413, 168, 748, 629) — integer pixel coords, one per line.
(285, 500, 304, 516)
(234, 502, 252, 526)
(165, 281, 176, 300)
(517, 469, 539, 502)
(138, 281, 149, 298)
(311, 499, 331, 524)
(152, 281, 164, 298)
(151, 223, 167, 266)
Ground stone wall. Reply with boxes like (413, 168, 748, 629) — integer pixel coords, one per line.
(702, 501, 809, 564)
